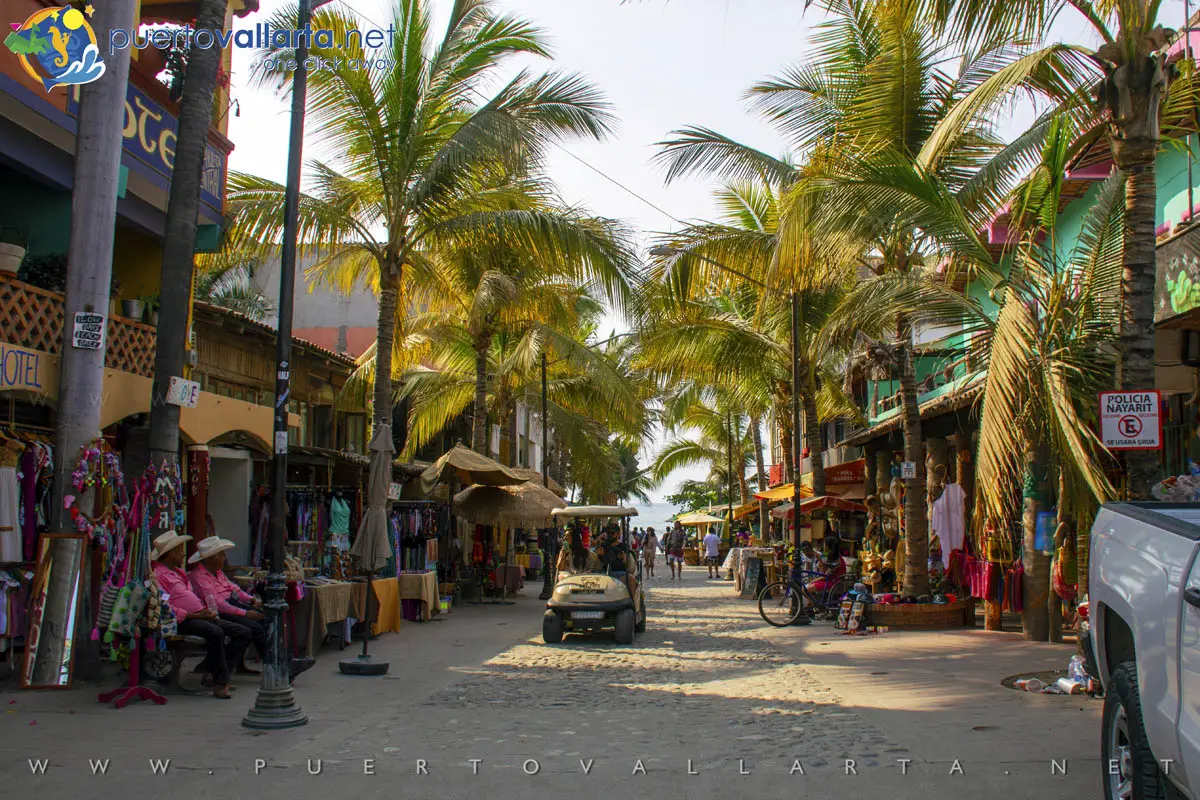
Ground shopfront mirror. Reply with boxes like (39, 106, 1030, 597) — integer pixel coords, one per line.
(21, 534, 86, 689)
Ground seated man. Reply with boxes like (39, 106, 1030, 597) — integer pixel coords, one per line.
(592, 523, 639, 599)
(151, 532, 249, 699)
(188, 536, 266, 674)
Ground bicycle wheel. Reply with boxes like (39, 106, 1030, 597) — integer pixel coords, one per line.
(817, 578, 852, 617)
(758, 581, 803, 627)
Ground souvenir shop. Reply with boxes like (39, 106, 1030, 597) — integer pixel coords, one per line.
(0, 400, 55, 674)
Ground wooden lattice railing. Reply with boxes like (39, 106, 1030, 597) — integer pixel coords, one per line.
(0, 274, 157, 377)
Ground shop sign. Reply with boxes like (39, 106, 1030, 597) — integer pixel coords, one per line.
(71, 312, 106, 350)
(166, 376, 200, 408)
(67, 82, 227, 216)
(1155, 225, 1200, 323)
(0, 344, 44, 391)
(825, 458, 865, 486)
(1100, 391, 1162, 450)
(900, 461, 917, 479)
(388, 482, 402, 501)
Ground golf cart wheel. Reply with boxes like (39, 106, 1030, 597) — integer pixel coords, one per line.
(614, 608, 635, 644)
(542, 610, 564, 644)
(634, 605, 646, 633)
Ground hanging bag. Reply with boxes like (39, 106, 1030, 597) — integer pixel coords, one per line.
(1004, 560, 1024, 613)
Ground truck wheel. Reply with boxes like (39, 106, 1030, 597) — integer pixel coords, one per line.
(542, 611, 564, 644)
(614, 609, 635, 644)
(1102, 662, 1168, 800)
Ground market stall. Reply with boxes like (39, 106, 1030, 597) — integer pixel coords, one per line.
(675, 511, 726, 565)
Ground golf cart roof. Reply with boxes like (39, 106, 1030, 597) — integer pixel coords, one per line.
(550, 505, 638, 519)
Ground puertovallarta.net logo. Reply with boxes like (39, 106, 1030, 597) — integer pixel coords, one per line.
(5, 3, 105, 92)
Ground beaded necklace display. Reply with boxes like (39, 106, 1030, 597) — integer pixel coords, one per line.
(63, 438, 128, 552)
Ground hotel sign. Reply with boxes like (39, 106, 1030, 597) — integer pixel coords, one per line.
(0, 343, 47, 392)
(67, 81, 227, 217)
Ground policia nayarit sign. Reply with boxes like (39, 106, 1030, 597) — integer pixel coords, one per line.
(1099, 391, 1162, 450)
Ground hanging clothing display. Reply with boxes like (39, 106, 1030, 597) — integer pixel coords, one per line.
(0, 440, 23, 563)
(931, 483, 967, 569)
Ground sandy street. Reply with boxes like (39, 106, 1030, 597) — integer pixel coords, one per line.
(0, 568, 1099, 799)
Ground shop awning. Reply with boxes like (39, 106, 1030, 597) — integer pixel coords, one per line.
(754, 483, 813, 501)
(770, 496, 869, 519)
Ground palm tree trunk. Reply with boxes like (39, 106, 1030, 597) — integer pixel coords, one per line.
(802, 391, 826, 497)
(373, 264, 402, 428)
(471, 333, 490, 455)
(1114, 148, 1162, 499)
(896, 316, 929, 597)
(146, 0, 230, 488)
(1021, 440, 1051, 641)
(751, 414, 769, 536)
(500, 403, 517, 467)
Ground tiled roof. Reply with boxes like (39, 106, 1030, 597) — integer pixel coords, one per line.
(193, 302, 358, 368)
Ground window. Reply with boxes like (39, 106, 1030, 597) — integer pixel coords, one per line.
(207, 377, 261, 405)
(341, 413, 366, 454)
(310, 405, 334, 449)
(287, 399, 309, 446)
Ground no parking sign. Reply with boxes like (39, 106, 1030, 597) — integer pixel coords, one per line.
(1099, 391, 1162, 450)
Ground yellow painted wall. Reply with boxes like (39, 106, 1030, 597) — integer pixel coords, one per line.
(112, 227, 162, 301)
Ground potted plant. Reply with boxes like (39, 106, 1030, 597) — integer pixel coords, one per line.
(121, 297, 145, 320)
(16, 252, 67, 291)
(0, 227, 28, 274)
(140, 294, 160, 325)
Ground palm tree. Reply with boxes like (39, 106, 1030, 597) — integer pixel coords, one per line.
(193, 248, 274, 321)
(229, 0, 630, 442)
(147, 0, 231, 472)
(970, 120, 1123, 640)
(925, 0, 1200, 497)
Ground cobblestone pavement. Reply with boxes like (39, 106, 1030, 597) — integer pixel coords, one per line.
(0, 568, 1099, 800)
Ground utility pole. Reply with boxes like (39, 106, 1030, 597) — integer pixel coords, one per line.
(727, 411, 734, 548)
(47, 0, 139, 681)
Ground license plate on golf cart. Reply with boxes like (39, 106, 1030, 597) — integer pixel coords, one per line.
(571, 611, 605, 620)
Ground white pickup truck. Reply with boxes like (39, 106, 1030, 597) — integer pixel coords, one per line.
(1089, 503, 1200, 800)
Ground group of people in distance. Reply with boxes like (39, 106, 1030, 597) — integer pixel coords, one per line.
(150, 530, 312, 700)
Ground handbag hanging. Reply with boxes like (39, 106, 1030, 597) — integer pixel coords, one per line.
(1004, 560, 1025, 613)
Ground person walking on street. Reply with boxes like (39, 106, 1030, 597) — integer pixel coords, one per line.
(664, 523, 686, 580)
(703, 528, 722, 579)
(643, 528, 658, 577)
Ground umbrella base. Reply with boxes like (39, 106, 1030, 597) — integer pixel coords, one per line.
(339, 655, 390, 676)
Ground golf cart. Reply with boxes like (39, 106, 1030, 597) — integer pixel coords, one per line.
(543, 505, 646, 644)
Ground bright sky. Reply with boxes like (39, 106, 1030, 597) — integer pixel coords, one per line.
(225, 0, 1193, 502)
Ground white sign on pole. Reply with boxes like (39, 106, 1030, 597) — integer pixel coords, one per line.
(165, 376, 200, 408)
(900, 461, 917, 479)
(71, 312, 106, 350)
(388, 482, 402, 501)
(274, 431, 289, 455)
(1100, 391, 1162, 450)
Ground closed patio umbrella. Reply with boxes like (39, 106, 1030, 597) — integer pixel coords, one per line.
(342, 424, 394, 676)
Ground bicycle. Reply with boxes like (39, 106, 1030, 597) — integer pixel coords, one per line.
(757, 566, 852, 627)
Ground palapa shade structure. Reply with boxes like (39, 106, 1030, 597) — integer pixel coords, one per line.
(509, 467, 566, 497)
(420, 444, 527, 495)
(453, 482, 567, 528)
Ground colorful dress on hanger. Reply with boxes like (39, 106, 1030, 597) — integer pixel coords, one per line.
(0, 441, 23, 563)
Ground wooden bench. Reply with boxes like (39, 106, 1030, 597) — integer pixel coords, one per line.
(154, 634, 208, 695)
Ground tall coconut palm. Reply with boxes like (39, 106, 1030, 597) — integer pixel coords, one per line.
(147, 0, 231, 473)
(970, 118, 1123, 640)
(923, 0, 1200, 497)
(229, 0, 631, 442)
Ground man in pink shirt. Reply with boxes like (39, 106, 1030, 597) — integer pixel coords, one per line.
(188, 537, 267, 672)
(152, 532, 249, 699)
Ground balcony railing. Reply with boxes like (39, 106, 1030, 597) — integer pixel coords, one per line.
(0, 275, 157, 377)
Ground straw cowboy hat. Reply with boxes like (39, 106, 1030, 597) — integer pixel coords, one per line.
(188, 537, 235, 565)
(151, 532, 193, 561)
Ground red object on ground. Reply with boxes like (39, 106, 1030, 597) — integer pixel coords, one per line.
(97, 645, 167, 709)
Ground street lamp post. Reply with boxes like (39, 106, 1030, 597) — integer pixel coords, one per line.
(243, 0, 329, 729)
(648, 246, 808, 619)
(727, 411, 734, 549)
(539, 352, 556, 600)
